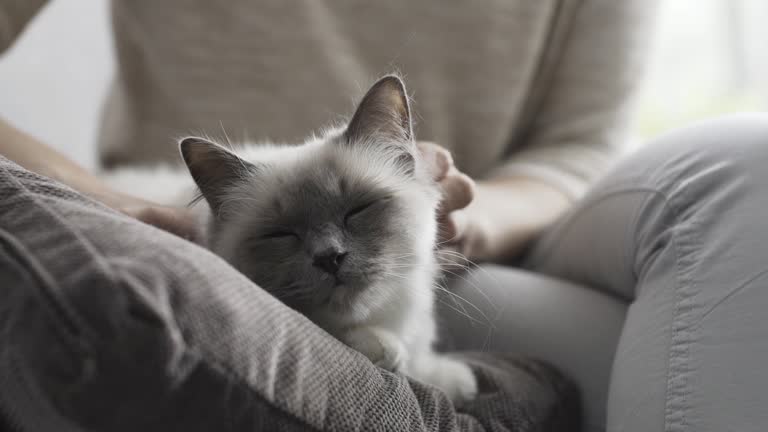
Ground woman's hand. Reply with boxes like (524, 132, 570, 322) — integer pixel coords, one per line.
(417, 141, 572, 264)
(417, 141, 477, 253)
(115, 198, 201, 242)
(460, 177, 572, 262)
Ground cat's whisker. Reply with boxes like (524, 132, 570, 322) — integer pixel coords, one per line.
(378, 267, 494, 329)
(425, 286, 489, 327)
(387, 262, 469, 271)
(436, 267, 498, 315)
(434, 236, 459, 248)
(434, 297, 486, 325)
(435, 249, 501, 311)
(433, 280, 476, 326)
(382, 256, 496, 323)
(387, 252, 419, 258)
(436, 249, 503, 286)
(433, 276, 497, 348)
(431, 283, 496, 329)
(377, 271, 412, 283)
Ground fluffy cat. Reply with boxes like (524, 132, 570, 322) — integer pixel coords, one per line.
(106, 76, 478, 403)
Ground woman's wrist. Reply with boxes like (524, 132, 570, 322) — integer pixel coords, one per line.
(462, 176, 571, 263)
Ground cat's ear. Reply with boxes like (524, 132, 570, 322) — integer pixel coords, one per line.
(179, 137, 258, 214)
(345, 75, 413, 145)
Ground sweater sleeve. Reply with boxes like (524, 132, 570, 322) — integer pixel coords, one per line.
(490, 0, 658, 199)
(0, 0, 47, 54)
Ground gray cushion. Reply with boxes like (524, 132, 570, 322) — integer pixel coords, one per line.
(0, 157, 578, 431)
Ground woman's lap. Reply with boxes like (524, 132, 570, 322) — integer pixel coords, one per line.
(438, 265, 626, 432)
(446, 113, 768, 432)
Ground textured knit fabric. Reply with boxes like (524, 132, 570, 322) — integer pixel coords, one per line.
(0, 156, 578, 431)
(0, 0, 656, 198)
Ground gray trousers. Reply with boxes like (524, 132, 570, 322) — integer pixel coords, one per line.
(442, 114, 768, 432)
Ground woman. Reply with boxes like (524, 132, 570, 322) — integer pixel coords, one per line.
(3, 2, 767, 431)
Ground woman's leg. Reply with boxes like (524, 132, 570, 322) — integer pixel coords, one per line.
(444, 113, 768, 431)
(437, 266, 626, 432)
(523, 113, 768, 431)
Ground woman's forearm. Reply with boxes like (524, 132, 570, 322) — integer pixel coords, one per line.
(0, 117, 128, 206)
(0, 117, 200, 240)
(463, 176, 572, 263)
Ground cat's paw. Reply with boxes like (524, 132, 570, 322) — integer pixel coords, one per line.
(416, 355, 478, 406)
(344, 327, 407, 372)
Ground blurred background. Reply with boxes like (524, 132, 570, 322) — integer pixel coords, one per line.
(0, 0, 766, 168)
(632, 0, 768, 147)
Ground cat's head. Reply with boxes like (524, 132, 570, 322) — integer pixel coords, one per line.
(180, 76, 440, 324)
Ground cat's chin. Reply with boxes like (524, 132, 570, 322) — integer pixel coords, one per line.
(311, 285, 375, 325)
(324, 284, 362, 311)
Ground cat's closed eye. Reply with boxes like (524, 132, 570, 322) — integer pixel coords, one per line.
(262, 230, 299, 240)
(344, 197, 391, 225)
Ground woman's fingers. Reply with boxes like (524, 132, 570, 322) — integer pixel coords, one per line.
(416, 142, 475, 213)
(416, 140, 476, 250)
(417, 141, 452, 181)
(123, 205, 200, 242)
(438, 209, 468, 244)
(438, 168, 475, 215)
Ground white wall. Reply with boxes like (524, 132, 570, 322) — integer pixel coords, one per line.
(0, 0, 113, 169)
(633, 0, 768, 139)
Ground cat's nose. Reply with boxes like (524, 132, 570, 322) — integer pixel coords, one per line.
(312, 249, 348, 275)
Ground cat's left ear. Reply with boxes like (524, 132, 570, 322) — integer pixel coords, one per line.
(345, 75, 413, 146)
(179, 137, 259, 214)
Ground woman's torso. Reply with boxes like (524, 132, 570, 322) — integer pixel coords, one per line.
(101, 0, 563, 177)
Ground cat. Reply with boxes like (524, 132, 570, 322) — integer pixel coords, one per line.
(107, 76, 478, 404)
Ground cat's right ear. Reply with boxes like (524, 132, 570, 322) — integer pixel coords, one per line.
(345, 75, 413, 145)
(179, 137, 258, 214)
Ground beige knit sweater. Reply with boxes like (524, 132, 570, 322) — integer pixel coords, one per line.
(1, 0, 656, 198)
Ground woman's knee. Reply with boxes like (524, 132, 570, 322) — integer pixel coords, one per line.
(528, 113, 768, 299)
(622, 113, 768, 195)
(595, 113, 768, 259)
(621, 114, 768, 273)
